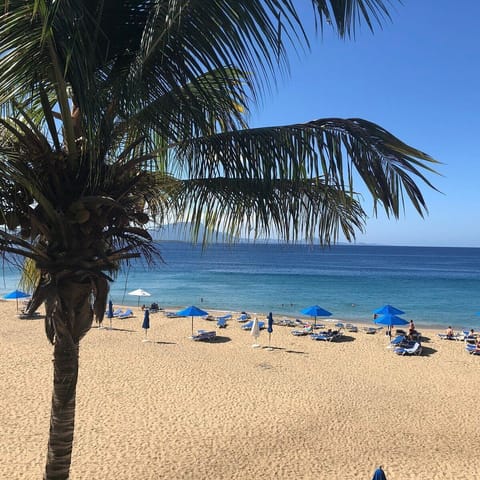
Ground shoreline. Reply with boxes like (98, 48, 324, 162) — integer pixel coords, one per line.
(1, 300, 479, 479)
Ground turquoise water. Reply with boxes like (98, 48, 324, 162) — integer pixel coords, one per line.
(2, 243, 480, 329)
(112, 243, 480, 330)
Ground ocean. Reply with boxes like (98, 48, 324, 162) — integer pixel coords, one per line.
(2, 243, 479, 329)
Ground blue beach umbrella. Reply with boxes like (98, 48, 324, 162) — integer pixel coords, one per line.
(142, 309, 150, 340)
(3, 289, 30, 311)
(373, 304, 405, 316)
(371, 466, 387, 480)
(176, 305, 208, 337)
(300, 305, 332, 329)
(374, 313, 409, 327)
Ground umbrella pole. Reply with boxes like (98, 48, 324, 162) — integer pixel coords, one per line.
(191, 316, 194, 337)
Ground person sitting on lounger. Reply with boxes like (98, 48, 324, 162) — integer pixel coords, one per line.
(408, 320, 415, 334)
(408, 320, 417, 339)
(446, 326, 454, 339)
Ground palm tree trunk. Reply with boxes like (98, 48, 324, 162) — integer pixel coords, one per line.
(44, 339, 79, 480)
(43, 279, 95, 480)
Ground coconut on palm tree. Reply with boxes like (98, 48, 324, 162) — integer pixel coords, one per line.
(0, 1, 438, 478)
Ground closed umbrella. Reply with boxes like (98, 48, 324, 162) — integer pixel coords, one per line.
(251, 316, 260, 348)
(371, 466, 387, 480)
(267, 312, 274, 349)
(128, 288, 151, 307)
(142, 309, 150, 341)
(107, 300, 114, 329)
(3, 289, 30, 311)
(176, 305, 208, 337)
(300, 305, 332, 329)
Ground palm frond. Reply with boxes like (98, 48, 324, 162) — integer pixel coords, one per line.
(172, 177, 365, 245)
(172, 118, 439, 221)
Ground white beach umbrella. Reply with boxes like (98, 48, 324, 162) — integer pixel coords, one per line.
(251, 316, 261, 348)
(128, 288, 151, 306)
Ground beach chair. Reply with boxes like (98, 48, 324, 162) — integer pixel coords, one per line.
(465, 343, 480, 354)
(438, 332, 462, 341)
(291, 325, 313, 336)
(345, 323, 358, 332)
(112, 308, 124, 317)
(394, 342, 422, 356)
(389, 334, 407, 346)
(276, 318, 296, 327)
(216, 314, 231, 328)
(241, 320, 265, 330)
(192, 330, 216, 341)
(310, 329, 342, 341)
(236, 313, 250, 322)
(118, 309, 134, 319)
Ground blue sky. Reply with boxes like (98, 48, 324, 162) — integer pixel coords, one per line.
(249, 1, 479, 247)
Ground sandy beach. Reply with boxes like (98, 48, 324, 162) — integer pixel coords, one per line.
(1, 301, 479, 480)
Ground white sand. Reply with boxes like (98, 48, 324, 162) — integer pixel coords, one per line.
(0, 301, 478, 479)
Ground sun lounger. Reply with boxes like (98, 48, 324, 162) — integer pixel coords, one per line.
(438, 332, 462, 341)
(112, 308, 124, 317)
(118, 309, 134, 319)
(241, 320, 265, 330)
(236, 313, 250, 322)
(275, 318, 296, 327)
(394, 342, 422, 356)
(363, 326, 383, 334)
(216, 314, 231, 328)
(389, 334, 410, 346)
(291, 326, 313, 336)
(192, 330, 216, 341)
(310, 329, 342, 341)
(345, 323, 358, 332)
(465, 343, 480, 355)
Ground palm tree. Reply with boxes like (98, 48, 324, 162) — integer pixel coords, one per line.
(0, 1, 438, 478)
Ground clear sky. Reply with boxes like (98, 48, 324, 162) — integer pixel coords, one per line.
(249, 1, 480, 247)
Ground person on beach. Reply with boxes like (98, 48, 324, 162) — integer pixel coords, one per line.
(446, 326, 454, 339)
(408, 320, 417, 340)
